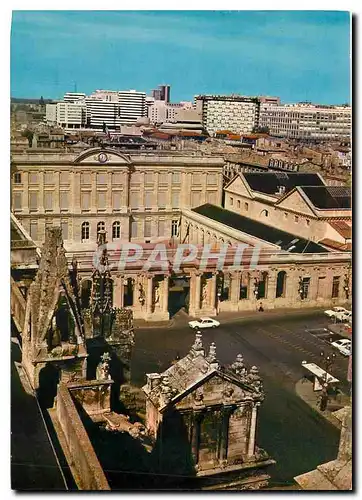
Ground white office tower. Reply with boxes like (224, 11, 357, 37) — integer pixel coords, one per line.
(63, 92, 87, 103)
(118, 90, 147, 125)
(259, 103, 352, 140)
(85, 97, 121, 129)
(45, 101, 86, 129)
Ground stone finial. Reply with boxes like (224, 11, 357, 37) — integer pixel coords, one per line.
(246, 365, 263, 394)
(191, 331, 205, 356)
(206, 342, 219, 368)
(96, 352, 112, 380)
(230, 353, 247, 378)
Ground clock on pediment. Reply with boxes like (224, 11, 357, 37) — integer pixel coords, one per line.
(98, 152, 108, 164)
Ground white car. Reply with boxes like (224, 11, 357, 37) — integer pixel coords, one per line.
(188, 317, 220, 329)
(331, 338, 351, 357)
(324, 307, 348, 319)
(336, 310, 352, 323)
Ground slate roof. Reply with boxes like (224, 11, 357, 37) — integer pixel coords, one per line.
(329, 221, 352, 239)
(243, 172, 325, 195)
(192, 204, 329, 253)
(300, 186, 351, 210)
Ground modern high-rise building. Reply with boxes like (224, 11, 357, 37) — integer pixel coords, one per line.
(195, 95, 260, 136)
(117, 90, 147, 125)
(151, 84, 171, 103)
(259, 103, 352, 140)
(45, 101, 87, 129)
(63, 92, 87, 103)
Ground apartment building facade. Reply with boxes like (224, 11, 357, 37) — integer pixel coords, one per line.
(259, 103, 351, 140)
(195, 95, 260, 136)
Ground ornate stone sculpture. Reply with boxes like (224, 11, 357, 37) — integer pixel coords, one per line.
(96, 352, 112, 381)
(246, 366, 263, 394)
(230, 354, 247, 378)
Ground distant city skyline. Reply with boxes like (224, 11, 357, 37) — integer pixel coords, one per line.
(11, 10, 351, 105)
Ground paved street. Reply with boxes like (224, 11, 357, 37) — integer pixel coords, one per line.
(131, 310, 348, 487)
(11, 340, 67, 491)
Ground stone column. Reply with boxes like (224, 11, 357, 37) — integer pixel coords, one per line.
(219, 406, 232, 463)
(230, 271, 241, 305)
(146, 275, 153, 315)
(162, 275, 169, 313)
(113, 276, 124, 308)
(210, 273, 217, 311)
(191, 411, 203, 466)
(247, 403, 259, 458)
(189, 272, 201, 317)
(266, 270, 277, 303)
(195, 273, 202, 312)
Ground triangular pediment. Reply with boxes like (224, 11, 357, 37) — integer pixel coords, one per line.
(74, 148, 131, 165)
(275, 187, 317, 217)
(225, 175, 252, 198)
(173, 370, 258, 411)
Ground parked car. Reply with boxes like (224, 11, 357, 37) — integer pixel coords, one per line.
(324, 307, 348, 319)
(331, 338, 351, 357)
(335, 310, 352, 323)
(188, 317, 220, 329)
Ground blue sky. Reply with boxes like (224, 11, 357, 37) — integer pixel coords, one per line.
(11, 10, 351, 104)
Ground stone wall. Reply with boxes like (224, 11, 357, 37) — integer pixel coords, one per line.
(55, 382, 110, 490)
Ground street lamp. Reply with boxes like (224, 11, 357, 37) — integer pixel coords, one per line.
(319, 351, 337, 411)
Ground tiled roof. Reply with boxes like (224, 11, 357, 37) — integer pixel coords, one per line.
(319, 239, 352, 251)
(192, 204, 329, 253)
(329, 221, 352, 239)
(300, 186, 351, 209)
(243, 172, 325, 195)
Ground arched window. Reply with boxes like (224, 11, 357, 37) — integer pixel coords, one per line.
(276, 271, 287, 298)
(261, 209, 269, 217)
(112, 221, 121, 240)
(81, 222, 90, 241)
(97, 221, 105, 237)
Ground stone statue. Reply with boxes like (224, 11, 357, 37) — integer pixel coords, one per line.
(154, 284, 160, 306)
(138, 284, 145, 305)
(206, 342, 218, 364)
(191, 332, 204, 353)
(96, 352, 112, 381)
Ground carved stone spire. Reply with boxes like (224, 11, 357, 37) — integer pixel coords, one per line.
(230, 353, 247, 378)
(206, 342, 219, 368)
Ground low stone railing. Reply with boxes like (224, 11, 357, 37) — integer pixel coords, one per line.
(55, 382, 110, 490)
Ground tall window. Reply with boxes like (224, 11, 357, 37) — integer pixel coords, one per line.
(158, 172, 168, 185)
(172, 172, 181, 184)
(171, 191, 180, 208)
(131, 220, 138, 238)
(112, 221, 121, 240)
(81, 172, 91, 184)
(244, 202, 249, 211)
(97, 173, 107, 184)
(230, 197, 234, 206)
(60, 191, 68, 211)
(193, 173, 201, 184)
(171, 219, 179, 237)
(144, 219, 152, 238)
(29, 173, 38, 184)
(276, 271, 286, 298)
(13, 192, 22, 211)
(60, 172, 69, 184)
(44, 191, 53, 211)
(29, 192, 38, 211)
(30, 221, 38, 240)
(158, 219, 165, 236)
(97, 221, 105, 238)
(130, 191, 139, 209)
(81, 222, 90, 241)
(145, 191, 153, 209)
(14, 173, 21, 184)
(191, 191, 201, 207)
(61, 221, 68, 240)
(207, 174, 217, 185)
(97, 191, 106, 211)
(145, 172, 153, 184)
(261, 209, 269, 217)
(302, 277, 310, 299)
(44, 172, 53, 185)
(113, 191, 122, 210)
(332, 276, 340, 298)
(158, 191, 166, 209)
(81, 191, 91, 211)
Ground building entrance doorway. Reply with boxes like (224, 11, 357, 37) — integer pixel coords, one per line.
(168, 276, 190, 317)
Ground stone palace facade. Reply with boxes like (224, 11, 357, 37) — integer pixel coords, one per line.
(11, 148, 351, 323)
